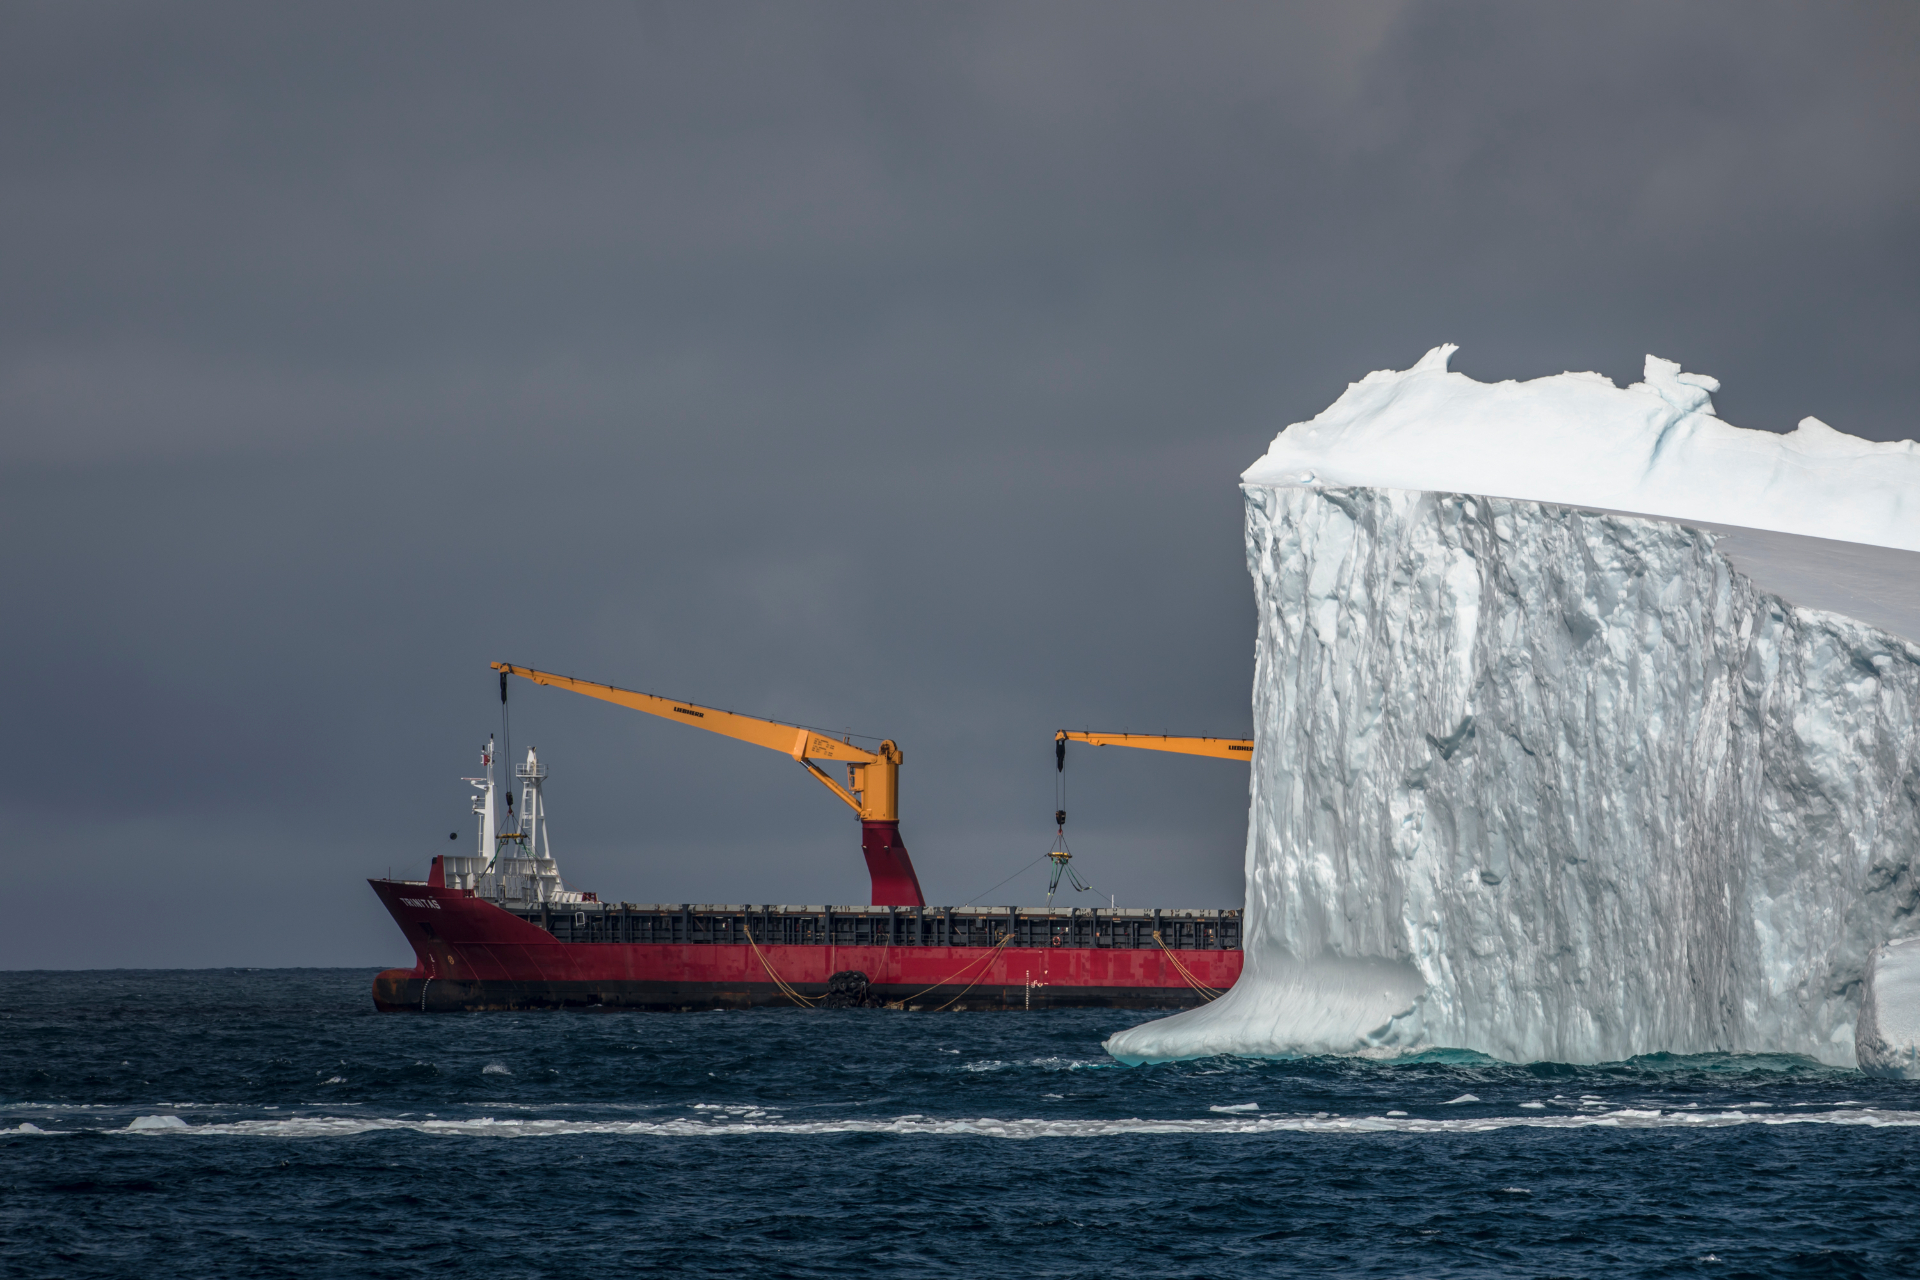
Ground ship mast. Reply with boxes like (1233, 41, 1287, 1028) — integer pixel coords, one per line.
(466, 735, 498, 869)
(516, 746, 551, 863)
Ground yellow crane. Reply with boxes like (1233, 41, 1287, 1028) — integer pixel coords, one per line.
(492, 663, 924, 907)
(1044, 730, 1253, 901)
(1053, 731, 1253, 761)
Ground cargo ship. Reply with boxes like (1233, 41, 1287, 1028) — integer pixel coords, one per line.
(370, 665, 1246, 1012)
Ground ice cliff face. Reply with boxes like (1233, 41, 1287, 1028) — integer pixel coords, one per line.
(1108, 486, 1920, 1067)
(1857, 938, 1920, 1077)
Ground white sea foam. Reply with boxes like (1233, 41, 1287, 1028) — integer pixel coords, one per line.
(93, 1108, 1920, 1139)
(958, 1057, 1115, 1073)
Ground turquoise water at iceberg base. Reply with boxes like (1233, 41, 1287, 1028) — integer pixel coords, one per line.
(2, 970, 1917, 1279)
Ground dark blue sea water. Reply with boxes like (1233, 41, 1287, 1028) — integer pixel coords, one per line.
(2, 970, 1917, 1279)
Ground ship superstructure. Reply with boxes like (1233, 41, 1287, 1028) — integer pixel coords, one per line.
(437, 737, 583, 905)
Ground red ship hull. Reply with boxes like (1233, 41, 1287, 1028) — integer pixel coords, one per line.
(369, 878, 1242, 1012)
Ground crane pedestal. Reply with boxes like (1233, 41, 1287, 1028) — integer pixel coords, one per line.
(861, 820, 924, 908)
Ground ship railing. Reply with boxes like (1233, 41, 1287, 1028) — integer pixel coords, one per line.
(497, 901, 1241, 950)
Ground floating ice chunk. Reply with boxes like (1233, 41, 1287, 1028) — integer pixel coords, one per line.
(1519, 1102, 1546, 1110)
(1385, 1110, 1407, 1117)
(1857, 938, 1920, 1078)
(1208, 1103, 1260, 1113)
(14, 1123, 47, 1133)
(128, 1115, 189, 1131)
(482, 1064, 512, 1075)
(1442, 1094, 1480, 1105)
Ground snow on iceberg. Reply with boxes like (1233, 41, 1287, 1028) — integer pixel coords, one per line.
(1108, 348, 1920, 1067)
(1242, 345, 1920, 552)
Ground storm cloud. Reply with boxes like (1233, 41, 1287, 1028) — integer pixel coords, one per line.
(4, 1, 1915, 965)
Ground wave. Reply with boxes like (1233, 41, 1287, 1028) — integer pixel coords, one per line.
(958, 1056, 1116, 1073)
(15, 1107, 1912, 1140)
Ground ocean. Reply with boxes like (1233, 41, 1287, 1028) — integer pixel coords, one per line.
(2, 969, 1916, 1278)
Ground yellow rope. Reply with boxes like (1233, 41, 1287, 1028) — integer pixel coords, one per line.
(743, 926, 817, 1007)
(1153, 930, 1223, 1000)
(924, 933, 1018, 1012)
(892, 930, 1018, 1010)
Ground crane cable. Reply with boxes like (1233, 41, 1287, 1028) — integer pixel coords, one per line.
(1153, 930, 1223, 1001)
(959, 852, 1049, 908)
(1048, 736, 1094, 905)
(499, 671, 515, 840)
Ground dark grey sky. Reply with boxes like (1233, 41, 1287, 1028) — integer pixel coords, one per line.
(4, 2, 1915, 967)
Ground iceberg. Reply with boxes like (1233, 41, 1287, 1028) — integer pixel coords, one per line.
(1857, 938, 1920, 1078)
(1108, 349, 1920, 1067)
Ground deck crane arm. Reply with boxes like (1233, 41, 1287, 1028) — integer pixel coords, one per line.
(1054, 730, 1253, 761)
(492, 662, 922, 906)
(492, 662, 891, 815)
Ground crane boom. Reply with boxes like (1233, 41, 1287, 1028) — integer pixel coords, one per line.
(494, 662, 878, 763)
(492, 663, 923, 906)
(1054, 731, 1252, 761)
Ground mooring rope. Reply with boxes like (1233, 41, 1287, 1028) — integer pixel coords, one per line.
(1153, 930, 1223, 1000)
(743, 926, 817, 1007)
(893, 931, 1018, 1011)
